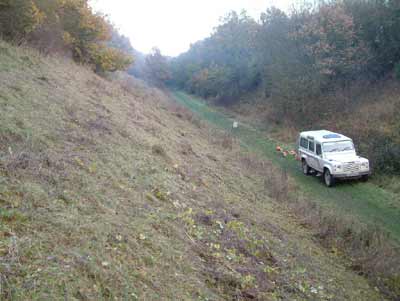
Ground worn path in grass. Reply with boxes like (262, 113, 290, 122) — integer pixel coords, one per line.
(171, 91, 400, 243)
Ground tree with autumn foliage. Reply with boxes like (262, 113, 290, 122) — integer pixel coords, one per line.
(259, 4, 371, 122)
(56, 0, 133, 72)
(292, 3, 370, 80)
(0, 0, 133, 73)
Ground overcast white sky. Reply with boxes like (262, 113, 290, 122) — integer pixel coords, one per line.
(90, 0, 293, 57)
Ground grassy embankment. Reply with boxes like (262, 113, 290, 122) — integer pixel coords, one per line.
(0, 41, 392, 299)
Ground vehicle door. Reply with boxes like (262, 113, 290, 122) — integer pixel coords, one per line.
(314, 143, 324, 172)
(307, 140, 319, 170)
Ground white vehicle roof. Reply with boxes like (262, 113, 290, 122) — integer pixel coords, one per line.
(300, 130, 352, 143)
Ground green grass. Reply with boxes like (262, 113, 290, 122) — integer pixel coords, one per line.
(172, 91, 400, 243)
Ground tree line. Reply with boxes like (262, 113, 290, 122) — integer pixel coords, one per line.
(0, 0, 133, 73)
(169, 1, 400, 114)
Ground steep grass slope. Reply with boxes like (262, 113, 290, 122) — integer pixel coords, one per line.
(0, 42, 387, 300)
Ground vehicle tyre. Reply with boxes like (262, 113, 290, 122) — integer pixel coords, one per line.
(361, 175, 369, 182)
(302, 160, 311, 175)
(324, 169, 335, 187)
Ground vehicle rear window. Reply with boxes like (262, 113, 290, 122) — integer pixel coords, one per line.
(300, 137, 308, 148)
(309, 141, 315, 152)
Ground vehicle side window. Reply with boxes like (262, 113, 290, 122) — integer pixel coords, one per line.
(316, 144, 322, 156)
(309, 141, 315, 152)
(300, 137, 308, 148)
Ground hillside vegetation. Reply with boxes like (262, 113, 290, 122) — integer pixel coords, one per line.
(0, 41, 393, 300)
(167, 0, 400, 176)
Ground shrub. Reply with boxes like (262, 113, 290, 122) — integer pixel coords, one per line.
(89, 44, 133, 73)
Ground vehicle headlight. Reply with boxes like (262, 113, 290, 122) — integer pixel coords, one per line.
(361, 162, 369, 170)
(334, 164, 342, 171)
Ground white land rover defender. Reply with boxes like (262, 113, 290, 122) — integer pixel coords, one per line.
(298, 130, 370, 187)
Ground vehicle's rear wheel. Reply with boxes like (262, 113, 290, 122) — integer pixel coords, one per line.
(361, 175, 369, 182)
(324, 169, 335, 187)
(302, 160, 311, 175)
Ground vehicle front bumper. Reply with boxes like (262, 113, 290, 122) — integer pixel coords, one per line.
(332, 171, 370, 179)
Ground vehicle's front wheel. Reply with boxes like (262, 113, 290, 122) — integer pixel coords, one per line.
(324, 169, 335, 187)
(302, 160, 311, 175)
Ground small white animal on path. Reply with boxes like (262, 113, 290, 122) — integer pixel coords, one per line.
(232, 121, 239, 129)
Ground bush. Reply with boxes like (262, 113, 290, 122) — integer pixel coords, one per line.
(370, 135, 400, 175)
(89, 44, 133, 73)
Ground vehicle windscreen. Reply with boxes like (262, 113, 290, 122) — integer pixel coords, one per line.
(323, 141, 354, 153)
